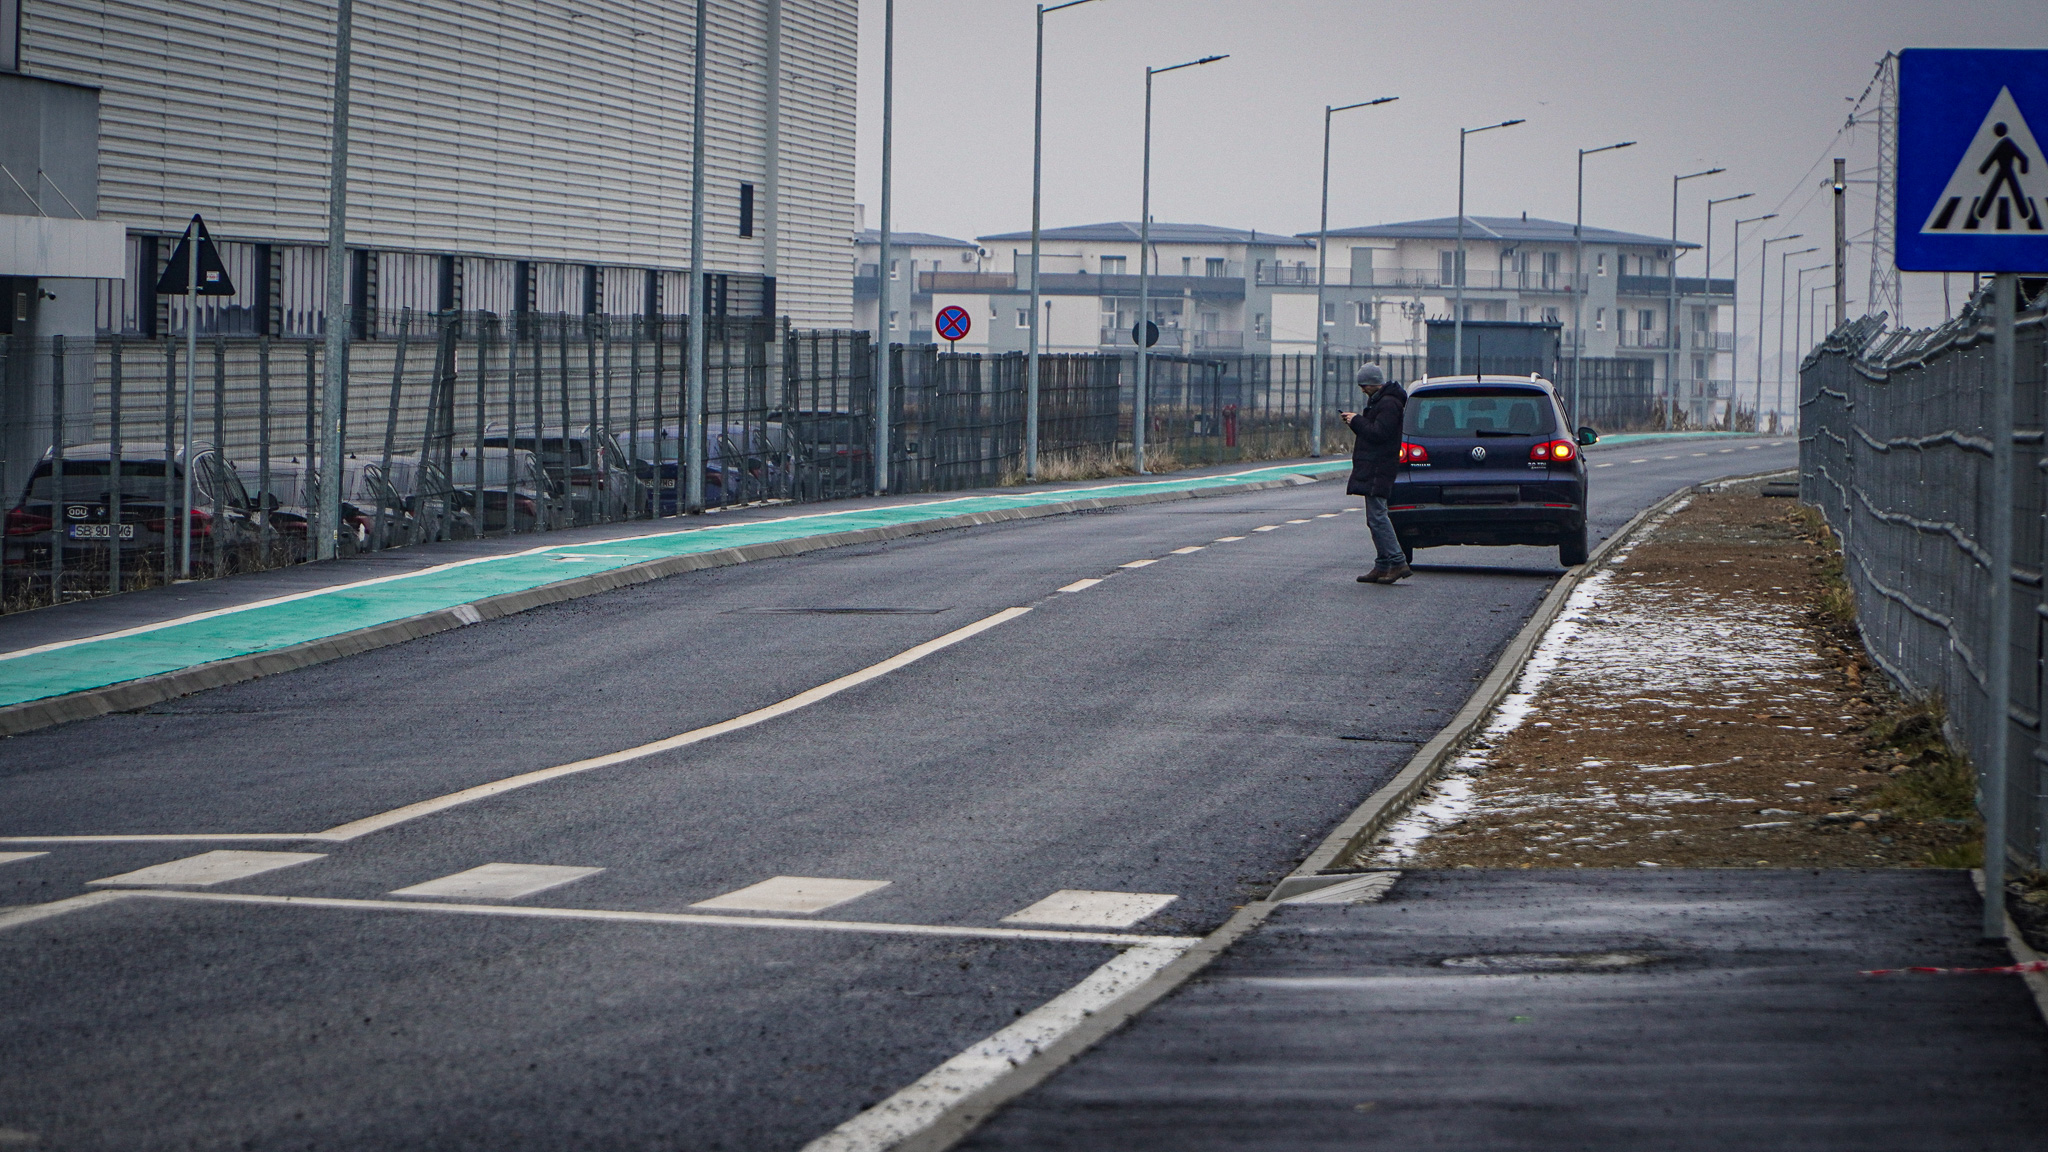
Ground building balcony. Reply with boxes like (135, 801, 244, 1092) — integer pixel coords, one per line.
(1352, 268, 1588, 292)
(920, 271, 1016, 293)
(1691, 331, 1735, 351)
(1616, 274, 1735, 298)
(1192, 329, 1244, 350)
(1615, 331, 1676, 350)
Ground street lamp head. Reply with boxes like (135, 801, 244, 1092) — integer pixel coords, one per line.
(1582, 140, 1635, 156)
(1464, 118, 1525, 136)
(1709, 192, 1754, 206)
(1676, 167, 1725, 183)
(1736, 213, 1778, 225)
(1151, 54, 1227, 75)
(1330, 96, 1398, 114)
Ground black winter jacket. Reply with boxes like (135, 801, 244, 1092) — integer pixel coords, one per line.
(1345, 382, 1408, 498)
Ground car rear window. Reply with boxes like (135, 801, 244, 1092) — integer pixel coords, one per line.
(1406, 387, 1555, 437)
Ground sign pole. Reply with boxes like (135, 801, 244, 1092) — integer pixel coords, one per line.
(1984, 270, 2017, 940)
(180, 216, 198, 578)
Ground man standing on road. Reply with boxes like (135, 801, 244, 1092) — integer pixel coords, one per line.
(1341, 364, 1410, 584)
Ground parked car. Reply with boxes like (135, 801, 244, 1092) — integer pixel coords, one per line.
(242, 459, 376, 558)
(1386, 375, 1599, 566)
(479, 426, 642, 524)
(340, 454, 476, 545)
(769, 410, 869, 491)
(619, 424, 784, 514)
(444, 447, 566, 534)
(5, 442, 259, 576)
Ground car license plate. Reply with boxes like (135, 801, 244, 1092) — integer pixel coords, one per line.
(68, 523, 137, 540)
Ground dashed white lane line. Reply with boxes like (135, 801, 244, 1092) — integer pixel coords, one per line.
(1690, 452, 1708, 457)
(1718, 448, 1735, 453)
(1659, 455, 1679, 460)
(1315, 513, 1339, 519)
(88, 850, 325, 888)
(1001, 890, 1178, 929)
(1213, 535, 1247, 542)
(1745, 444, 1762, 450)
(1596, 463, 1615, 468)
(0, 852, 48, 866)
(1629, 458, 1649, 464)
(1118, 558, 1158, 568)
(391, 863, 603, 900)
(1169, 546, 1205, 555)
(691, 876, 890, 914)
(1252, 525, 1280, 532)
(1285, 518, 1311, 524)
(1057, 578, 1102, 593)
(802, 945, 1185, 1152)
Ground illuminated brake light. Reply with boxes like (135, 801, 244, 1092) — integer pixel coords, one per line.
(1529, 439, 1577, 463)
(1400, 442, 1430, 464)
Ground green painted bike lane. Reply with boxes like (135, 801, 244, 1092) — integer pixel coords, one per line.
(0, 462, 1348, 710)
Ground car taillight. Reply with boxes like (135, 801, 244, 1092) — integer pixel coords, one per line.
(1530, 439, 1577, 463)
(5, 508, 50, 535)
(1400, 442, 1429, 464)
(515, 496, 536, 517)
(145, 509, 212, 536)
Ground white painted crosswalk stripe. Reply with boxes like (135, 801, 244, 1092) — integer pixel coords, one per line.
(691, 876, 890, 914)
(0, 852, 47, 866)
(391, 863, 603, 901)
(88, 850, 325, 888)
(1001, 889, 1178, 929)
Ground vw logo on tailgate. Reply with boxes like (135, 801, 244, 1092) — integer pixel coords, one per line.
(1469, 446, 1487, 463)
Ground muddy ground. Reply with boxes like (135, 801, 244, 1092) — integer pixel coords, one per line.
(1362, 477, 1980, 871)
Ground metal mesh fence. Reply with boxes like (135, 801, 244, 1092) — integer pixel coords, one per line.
(1800, 286, 2047, 868)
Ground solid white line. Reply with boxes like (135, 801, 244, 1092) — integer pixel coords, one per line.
(88, 850, 327, 888)
(801, 945, 1187, 1152)
(0, 833, 326, 844)
(126, 890, 1202, 948)
(311, 606, 1034, 841)
(1169, 546, 1204, 554)
(1056, 578, 1102, 592)
(1118, 559, 1157, 568)
(0, 890, 132, 931)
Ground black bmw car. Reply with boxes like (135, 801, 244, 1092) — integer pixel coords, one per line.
(1386, 376, 1599, 566)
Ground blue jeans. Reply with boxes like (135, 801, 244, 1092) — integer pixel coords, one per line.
(1365, 496, 1405, 567)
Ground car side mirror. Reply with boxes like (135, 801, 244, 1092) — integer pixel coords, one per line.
(1575, 426, 1600, 446)
(262, 492, 281, 511)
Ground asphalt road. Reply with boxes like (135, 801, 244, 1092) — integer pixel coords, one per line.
(0, 440, 1796, 1150)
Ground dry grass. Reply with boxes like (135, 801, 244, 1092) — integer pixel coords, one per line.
(1001, 444, 1194, 487)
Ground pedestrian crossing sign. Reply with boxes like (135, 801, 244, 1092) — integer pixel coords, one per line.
(1898, 49, 2048, 272)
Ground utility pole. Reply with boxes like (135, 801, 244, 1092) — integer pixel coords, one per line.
(873, 0, 894, 494)
(316, 0, 354, 562)
(1984, 271, 2017, 940)
(685, 0, 710, 513)
(1314, 96, 1397, 457)
(1571, 141, 1633, 424)
(1865, 53, 1902, 324)
(1831, 158, 1848, 336)
(1135, 53, 1225, 475)
(1027, 0, 1100, 483)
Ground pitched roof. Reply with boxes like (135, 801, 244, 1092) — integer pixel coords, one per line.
(854, 230, 977, 248)
(976, 221, 1314, 247)
(1304, 215, 1693, 249)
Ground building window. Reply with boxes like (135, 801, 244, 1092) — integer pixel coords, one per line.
(1543, 306, 1559, 324)
(888, 260, 900, 281)
(1206, 257, 1225, 277)
(1181, 256, 1192, 275)
(1322, 302, 1336, 325)
(1253, 313, 1267, 338)
(0, 0, 18, 72)
(888, 310, 899, 330)
(1595, 253, 1607, 276)
(1595, 307, 1606, 331)
(1100, 255, 1126, 275)
(738, 183, 755, 238)
(1016, 309, 1031, 329)
(1640, 309, 1656, 331)
(1438, 249, 1465, 286)
(1354, 301, 1371, 325)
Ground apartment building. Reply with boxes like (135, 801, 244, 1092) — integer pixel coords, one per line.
(853, 229, 983, 343)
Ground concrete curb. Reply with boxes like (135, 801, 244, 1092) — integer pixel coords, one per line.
(0, 472, 1327, 739)
(1270, 466, 1799, 898)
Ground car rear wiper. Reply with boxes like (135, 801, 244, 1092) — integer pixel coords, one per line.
(1474, 429, 1533, 437)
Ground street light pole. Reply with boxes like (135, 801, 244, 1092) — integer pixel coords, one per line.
(1027, 0, 1100, 483)
(1757, 234, 1804, 434)
(1702, 192, 1751, 426)
(685, 0, 711, 513)
(872, 0, 895, 495)
(1666, 167, 1723, 428)
(1571, 140, 1633, 425)
(315, 0, 354, 563)
(1313, 96, 1397, 458)
(1775, 245, 1818, 432)
(1453, 118, 1524, 376)
(1730, 212, 1776, 430)
(1135, 53, 1225, 475)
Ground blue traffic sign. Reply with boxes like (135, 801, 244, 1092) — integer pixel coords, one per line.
(1897, 49, 2048, 272)
(934, 305, 971, 343)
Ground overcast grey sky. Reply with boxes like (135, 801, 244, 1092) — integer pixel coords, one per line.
(852, 1, 2042, 329)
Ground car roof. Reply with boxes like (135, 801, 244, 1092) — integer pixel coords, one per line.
(1408, 375, 1557, 394)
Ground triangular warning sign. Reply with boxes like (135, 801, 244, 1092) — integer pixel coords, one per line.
(153, 214, 238, 296)
(1920, 87, 2047, 234)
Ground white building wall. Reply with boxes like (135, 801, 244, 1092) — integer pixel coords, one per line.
(19, 0, 855, 325)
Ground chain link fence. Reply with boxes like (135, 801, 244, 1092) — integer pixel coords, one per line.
(1800, 283, 2047, 869)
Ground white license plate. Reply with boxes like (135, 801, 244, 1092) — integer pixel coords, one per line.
(67, 524, 136, 540)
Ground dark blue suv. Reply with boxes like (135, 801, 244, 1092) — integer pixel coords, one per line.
(1386, 376, 1599, 566)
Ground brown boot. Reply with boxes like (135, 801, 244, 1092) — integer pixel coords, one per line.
(1357, 566, 1392, 584)
(1384, 561, 1414, 582)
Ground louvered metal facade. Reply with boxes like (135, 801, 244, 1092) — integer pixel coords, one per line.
(18, 0, 855, 326)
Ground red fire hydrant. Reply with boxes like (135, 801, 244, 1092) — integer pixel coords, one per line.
(1222, 404, 1239, 448)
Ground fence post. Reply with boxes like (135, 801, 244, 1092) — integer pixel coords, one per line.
(211, 334, 226, 574)
(303, 341, 318, 559)
(164, 342, 177, 587)
(109, 335, 123, 596)
(257, 337, 272, 559)
(1983, 273, 2018, 940)
(375, 311, 410, 550)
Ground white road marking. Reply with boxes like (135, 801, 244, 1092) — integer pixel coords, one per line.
(1690, 452, 1708, 457)
(1212, 536, 1247, 542)
(1745, 444, 1762, 450)
(0, 851, 48, 866)
(1629, 458, 1648, 464)
(8, 888, 1200, 948)
(1252, 525, 1280, 532)
(1595, 463, 1615, 468)
(1285, 518, 1311, 524)
(1001, 889, 1178, 929)
(87, 850, 325, 888)
(1718, 448, 1735, 453)
(1315, 513, 1339, 519)
(691, 876, 890, 914)
(1659, 455, 1678, 460)
(802, 945, 1185, 1152)
(391, 863, 603, 900)
(1057, 578, 1102, 592)
(1169, 546, 1204, 554)
(1118, 559, 1158, 568)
